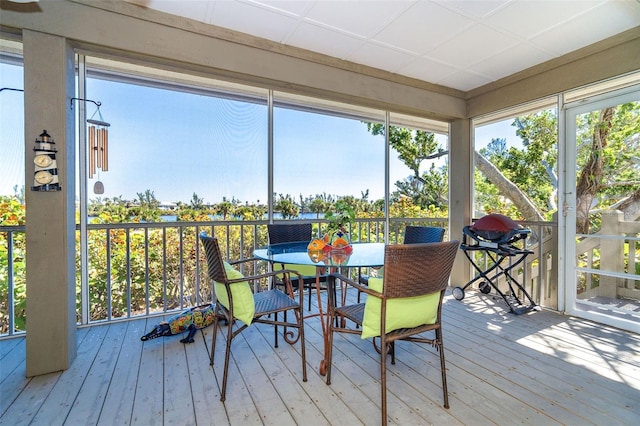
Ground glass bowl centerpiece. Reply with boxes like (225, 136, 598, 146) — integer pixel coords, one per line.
(324, 199, 355, 247)
(308, 199, 355, 257)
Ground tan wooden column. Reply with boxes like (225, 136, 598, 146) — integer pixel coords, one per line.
(449, 118, 473, 287)
(24, 30, 77, 376)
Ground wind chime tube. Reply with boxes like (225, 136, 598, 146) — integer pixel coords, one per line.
(102, 128, 109, 171)
(88, 125, 96, 179)
(92, 125, 98, 177)
(96, 126, 103, 169)
(86, 111, 110, 182)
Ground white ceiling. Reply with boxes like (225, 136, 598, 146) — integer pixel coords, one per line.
(128, 0, 640, 92)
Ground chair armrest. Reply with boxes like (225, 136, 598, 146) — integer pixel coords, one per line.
(327, 273, 383, 310)
(228, 257, 261, 267)
(328, 272, 380, 296)
(227, 268, 303, 286)
(227, 268, 304, 302)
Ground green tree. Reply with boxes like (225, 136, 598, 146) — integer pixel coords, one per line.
(393, 164, 448, 209)
(275, 193, 299, 219)
(190, 192, 205, 210)
(574, 103, 640, 232)
(476, 113, 554, 222)
(367, 123, 448, 211)
(91, 196, 130, 223)
(133, 189, 161, 222)
(235, 202, 262, 220)
(309, 196, 327, 218)
(216, 197, 234, 220)
(298, 194, 307, 215)
(475, 104, 640, 228)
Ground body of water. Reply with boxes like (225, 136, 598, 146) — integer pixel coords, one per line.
(88, 212, 325, 222)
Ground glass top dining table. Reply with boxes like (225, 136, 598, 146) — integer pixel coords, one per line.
(253, 241, 385, 268)
(253, 241, 385, 375)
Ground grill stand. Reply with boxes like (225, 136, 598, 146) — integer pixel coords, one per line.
(453, 225, 539, 315)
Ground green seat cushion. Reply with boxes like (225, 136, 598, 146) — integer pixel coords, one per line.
(361, 277, 440, 339)
(214, 262, 255, 325)
(276, 263, 318, 278)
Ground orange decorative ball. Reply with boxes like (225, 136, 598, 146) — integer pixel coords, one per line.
(307, 238, 326, 251)
(307, 250, 326, 263)
(332, 237, 349, 248)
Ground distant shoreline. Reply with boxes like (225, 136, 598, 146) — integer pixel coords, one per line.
(88, 212, 325, 222)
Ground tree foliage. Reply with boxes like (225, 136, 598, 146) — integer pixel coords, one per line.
(366, 123, 449, 212)
(478, 103, 639, 228)
(0, 195, 26, 332)
(575, 103, 640, 232)
(274, 193, 299, 219)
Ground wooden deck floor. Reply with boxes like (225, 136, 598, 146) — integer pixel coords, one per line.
(2, 289, 639, 425)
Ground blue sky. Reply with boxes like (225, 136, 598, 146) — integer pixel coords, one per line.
(84, 77, 396, 204)
(1, 60, 519, 204)
(1, 63, 25, 197)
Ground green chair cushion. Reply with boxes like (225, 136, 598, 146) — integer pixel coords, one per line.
(361, 277, 439, 339)
(276, 263, 318, 278)
(214, 261, 255, 325)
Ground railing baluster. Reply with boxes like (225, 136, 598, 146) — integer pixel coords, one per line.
(126, 228, 131, 318)
(7, 231, 15, 335)
(106, 229, 112, 322)
(145, 227, 150, 316)
(162, 227, 167, 312)
(195, 225, 200, 306)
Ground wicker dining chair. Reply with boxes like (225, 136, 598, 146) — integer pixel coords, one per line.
(402, 225, 446, 244)
(358, 225, 446, 301)
(268, 223, 328, 311)
(325, 241, 459, 425)
(199, 233, 307, 401)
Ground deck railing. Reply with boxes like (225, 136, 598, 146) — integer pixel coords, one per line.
(575, 210, 640, 301)
(1, 226, 21, 338)
(1, 217, 566, 338)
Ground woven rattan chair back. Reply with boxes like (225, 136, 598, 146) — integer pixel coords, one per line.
(268, 223, 313, 244)
(382, 241, 458, 299)
(357, 227, 446, 301)
(268, 222, 325, 311)
(200, 232, 228, 285)
(403, 225, 445, 244)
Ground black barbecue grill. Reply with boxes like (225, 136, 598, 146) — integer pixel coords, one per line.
(453, 213, 539, 315)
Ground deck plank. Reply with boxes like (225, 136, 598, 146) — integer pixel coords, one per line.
(243, 324, 322, 425)
(30, 325, 107, 425)
(3, 327, 92, 426)
(163, 334, 196, 425)
(131, 320, 164, 425)
(0, 337, 28, 417)
(229, 326, 295, 425)
(1, 288, 639, 425)
(440, 318, 606, 424)
(97, 318, 147, 425)
(278, 315, 364, 425)
(304, 314, 379, 425)
(445, 292, 640, 423)
(65, 321, 130, 425)
(209, 324, 262, 424)
(184, 327, 230, 425)
(1, 371, 60, 426)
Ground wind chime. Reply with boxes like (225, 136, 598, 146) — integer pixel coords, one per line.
(87, 104, 110, 194)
